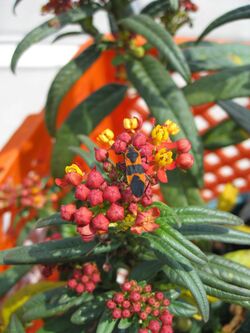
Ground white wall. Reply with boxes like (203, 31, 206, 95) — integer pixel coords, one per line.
(0, 0, 249, 148)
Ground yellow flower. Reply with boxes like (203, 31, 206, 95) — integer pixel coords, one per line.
(151, 125, 169, 145)
(165, 120, 180, 136)
(65, 163, 83, 176)
(97, 129, 115, 146)
(155, 148, 173, 167)
(217, 183, 238, 211)
(123, 117, 139, 131)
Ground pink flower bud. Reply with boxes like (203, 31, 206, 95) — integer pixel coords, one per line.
(100, 181, 108, 191)
(77, 224, 95, 242)
(122, 300, 131, 309)
(75, 184, 90, 201)
(132, 303, 141, 313)
(130, 291, 141, 302)
(91, 213, 109, 232)
(83, 263, 95, 275)
(65, 172, 83, 186)
(148, 320, 161, 332)
(144, 285, 152, 293)
(60, 204, 76, 221)
(139, 329, 148, 333)
(74, 207, 93, 226)
(122, 281, 132, 292)
(140, 143, 154, 157)
(103, 161, 112, 172)
(106, 300, 116, 309)
(85, 281, 96, 293)
(106, 203, 124, 222)
(92, 272, 101, 283)
(141, 195, 153, 207)
(117, 132, 131, 143)
(67, 278, 77, 289)
(128, 202, 138, 216)
(155, 292, 164, 301)
(76, 283, 85, 294)
(176, 138, 191, 153)
(176, 153, 194, 169)
(160, 326, 173, 333)
(86, 168, 104, 189)
(95, 148, 109, 162)
(160, 311, 173, 325)
(113, 292, 124, 304)
(112, 308, 122, 319)
(103, 186, 121, 203)
(113, 139, 127, 154)
(132, 132, 147, 148)
(88, 189, 103, 206)
(139, 312, 148, 320)
(122, 309, 131, 318)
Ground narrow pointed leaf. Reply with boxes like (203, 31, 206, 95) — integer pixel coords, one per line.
(130, 260, 162, 280)
(184, 65, 250, 106)
(202, 119, 248, 150)
(45, 44, 101, 135)
(11, 5, 98, 72)
(21, 287, 93, 322)
(53, 31, 83, 43)
(6, 314, 25, 333)
(183, 43, 250, 71)
(118, 318, 131, 329)
(218, 100, 250, 133)
(36, 213, 70, 229)
(96, 309, 117, 333)
(198, 5, 250, 41)
(121, 15, 191, 81)
(204, 284, 250, 303)
(180, 224, 250, 244)
(71, 299, 104, 325)
(0, 265, 31, 297)
(207, 254, 250, 277)
(144, 233, 209, 321)
(141, 0, 179, 16)
(51, 83, 127, 177)
(126, 55, 203, 186)
(13, 0, 23, 14)
(156, 225, 207, 265)
(174, 206, 243, 226)
(169, 300, 198, 317)
(0, 237, 119, 265)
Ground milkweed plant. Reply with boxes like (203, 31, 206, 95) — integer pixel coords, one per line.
(1, 0, 250, 332)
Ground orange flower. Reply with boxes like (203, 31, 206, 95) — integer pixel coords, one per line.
(131, 207, 160, 235)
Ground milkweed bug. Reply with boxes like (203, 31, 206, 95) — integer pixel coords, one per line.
(125, 145, 146, 198)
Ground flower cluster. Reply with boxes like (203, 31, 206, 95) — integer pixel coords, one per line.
(106, 280, 173, 333)
(180, 0, 198, 12)
(41, 0, 80, 14)
(0, 171, 57, 210)
(58, 117, 193, 240)
(67, 262, 101, 294)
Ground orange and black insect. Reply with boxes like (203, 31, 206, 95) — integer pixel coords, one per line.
(125, 145, 146, 198)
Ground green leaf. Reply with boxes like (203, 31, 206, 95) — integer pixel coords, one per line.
(168, 299, 198, 317)
(155, 224, 207, 266)
(203, 284, 250, 303)
(183, 43, 250, 71)
(0, 265, 31, 297)
(152, 201, 181, 226)
(13, 0, 23, 14)
(20, 287, 92, 322)
(202, 119, 248, 150)
(36, 213, 70, 229)
(180, 224, 250, 244)
(141, 0, 179, 16)
(0, 237, 119, 265)
(174, 206, 243, 226)
(197, 269, 250, 298)
(160, 169, 204, 207)
(130, 260, 162, 280)
(184, 65, 250, 106)
(218, 100, 250, 133)
(71, 298, 104, 325)
(52, 31, 83, 43)
(121, 15, 191, 81)
(38, 312, 85, 333)
(198, 5, 250, 41)
(45, 44, 101, 135)
(126, 55, 203, 186)
(6, 314, 25, 333)
(118, 318, 131, 329)
(11, 5, 98, 72)
(96, 309, 117, 333)
(51, 83, 127, 177)
(143, 233, 209, 321)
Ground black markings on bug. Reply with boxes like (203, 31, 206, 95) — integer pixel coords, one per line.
(130, 175, 145, 198)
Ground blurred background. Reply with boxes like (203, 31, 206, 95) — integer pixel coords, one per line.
(0, 0, 250, 148)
